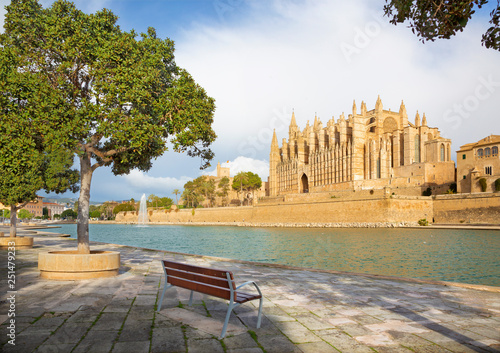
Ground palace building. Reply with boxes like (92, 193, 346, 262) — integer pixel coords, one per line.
(269, 97, 455, 196)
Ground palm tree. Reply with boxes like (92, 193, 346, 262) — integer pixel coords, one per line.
(172, 189, 180, 205)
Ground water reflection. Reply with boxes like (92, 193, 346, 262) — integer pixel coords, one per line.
(50, 224, 500, 287)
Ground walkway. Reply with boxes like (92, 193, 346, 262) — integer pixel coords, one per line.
(1, 231, 499, 352)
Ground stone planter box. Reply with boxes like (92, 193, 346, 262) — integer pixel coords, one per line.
(38, 250, 120, 280)
(0, 236, 34, 249)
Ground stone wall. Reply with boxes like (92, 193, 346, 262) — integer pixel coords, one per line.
(116, 197, 433, 225)
(433, 193, 500, 224)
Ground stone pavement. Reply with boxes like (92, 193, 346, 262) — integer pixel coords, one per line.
(1, 231, 499, 353)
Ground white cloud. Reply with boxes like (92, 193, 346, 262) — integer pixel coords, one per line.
(205, 156, 270, 179)
(175, 0, 500, 163)
(119, 170, 192, 196)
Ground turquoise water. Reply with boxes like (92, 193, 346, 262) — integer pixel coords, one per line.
(49, 224, 500, 287)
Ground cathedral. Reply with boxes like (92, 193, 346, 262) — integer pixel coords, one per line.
(269, 97, 455, 196)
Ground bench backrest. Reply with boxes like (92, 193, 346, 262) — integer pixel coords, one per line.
(161, 260, 236, 300)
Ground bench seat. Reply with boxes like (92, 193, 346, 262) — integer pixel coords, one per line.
(157, 260, 263, 338)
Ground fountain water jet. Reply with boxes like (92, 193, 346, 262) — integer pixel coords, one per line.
(138, 194, 149, 226)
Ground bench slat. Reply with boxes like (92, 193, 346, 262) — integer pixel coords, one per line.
(168, 275, 232, 300)
(163, 260, 232, 280)
(165, 267, 231, 289)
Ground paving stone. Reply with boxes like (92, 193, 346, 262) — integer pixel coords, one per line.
(72, 329, 119, 353)
(1, 234, 500, 353)
(42, 323, 91, 345)
(275, 320, 322, 344)
(112, 340, 150, 353)
(91, 312, 128, 331)
(151, 326, 185, 353)
(187, 338, 224, 353)
(222, 331, 260, 350)
(318, 330, 375, 353)
(296, 341, 338, 352)
(257, 334, 302, 353)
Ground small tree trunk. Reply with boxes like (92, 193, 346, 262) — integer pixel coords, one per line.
(77, 153, 93, 254)
(9, 205, 17, 237)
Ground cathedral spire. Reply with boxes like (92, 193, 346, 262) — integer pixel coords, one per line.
(290, 111, 297, 127)
(361, 101, 367, 116)
(399, 100, 406, 115)
(415, 111, 421, 127)
(271, 129, 279, 149)
(375, 95, 383, 112)
(422, 113, 427, 126)
(352, 100, 357, 116)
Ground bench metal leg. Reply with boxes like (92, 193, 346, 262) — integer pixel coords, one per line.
(188, 290, 194, 306)
(220, 302, 235, 339)
(157, 283, 172, 312)
(256, 297, 263, 328)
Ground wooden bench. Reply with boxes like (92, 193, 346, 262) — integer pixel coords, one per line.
(157, 260, 263, 339)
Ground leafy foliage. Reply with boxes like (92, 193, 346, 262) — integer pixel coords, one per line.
(418, 218, 429, 226)
(495, 178, 500, 191)
(1, 0, 216, 251)
(232, 172, 262, 206)
(113, 203, 136, 214)
(147, 194, 173, 209)
(61, 209, 78, 219)
(182, 176, 214, 208)
(18, 209, 33, 220)
(383, 0, 500, 50)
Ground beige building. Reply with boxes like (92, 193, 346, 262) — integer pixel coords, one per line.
(44, 202, 65, 218)
(20, 195, 44, 218)
(194, 162, 267, 206)
(457, 135, 500, 193)
(269, 97, 455, 196)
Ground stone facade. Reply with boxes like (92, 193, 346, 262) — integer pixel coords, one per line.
(457, 135, 500, 193)
(269, 97, 455, 197)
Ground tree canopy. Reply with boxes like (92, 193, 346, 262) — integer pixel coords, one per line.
(147, 194, 173, 209)
(1, 0, 216, 252)
(0, 32, 79, 236)
(182, 176, 215, 208)
(383, 0, 500, 50)
(232, 172, 262, 206)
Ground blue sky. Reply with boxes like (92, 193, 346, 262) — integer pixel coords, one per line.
(1, 0, 499, 202)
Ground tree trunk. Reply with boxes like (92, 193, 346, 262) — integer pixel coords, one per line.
(9, 204, 17, 237)
(77, 153, 93, 254)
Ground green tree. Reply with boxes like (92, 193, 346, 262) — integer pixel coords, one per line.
(2, 0, 216, 253)
(90, 210, 101, 219)
(2, 209, 11, 221)
(217, 176, 230, 206)
(61, 209, 78, 219)
(383, 0, 499, 50)
(232, 172, 262, 206)
(0, 32, 79, 236)
(172, 189, 180, 205)
(18, 209, 33, 220)
(113, 203, 136, 214)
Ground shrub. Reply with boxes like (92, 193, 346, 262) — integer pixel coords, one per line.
(422, 187, 432, 196)
(449, 183, 457, 193)
(479, 178, 487, 192)
(495, 178, 500, 192)
(191, 208, 195, 216)
(418, 218, 429, 226)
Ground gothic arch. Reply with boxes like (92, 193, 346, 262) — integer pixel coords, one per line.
(300, 173, 309, 193)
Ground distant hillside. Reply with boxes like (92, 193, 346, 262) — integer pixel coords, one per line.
(43, 196, 102, 206)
